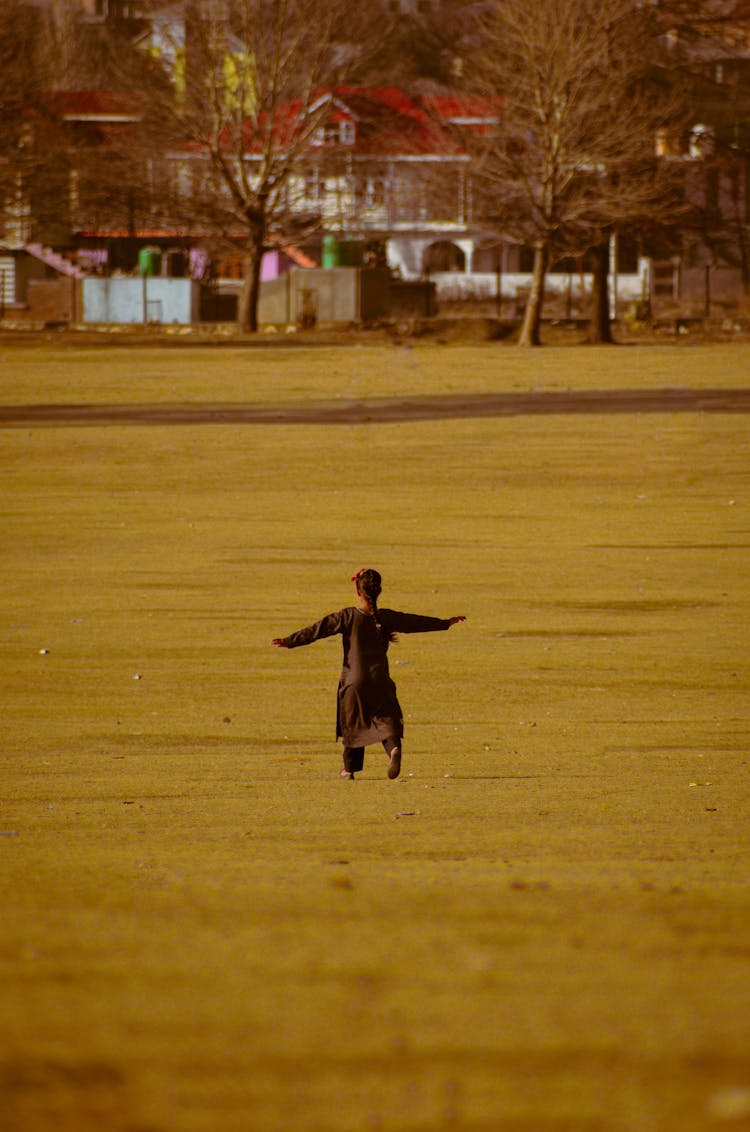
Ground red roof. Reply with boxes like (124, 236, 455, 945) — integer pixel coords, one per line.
(45, 85, 497, 159)
(230, 86, 500, 159)
(423, 94, 503, 123)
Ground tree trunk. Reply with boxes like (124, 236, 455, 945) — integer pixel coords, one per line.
(518, 243, 547, 347)
(588, 237, 613, 344)
(238, 226, 265, 333)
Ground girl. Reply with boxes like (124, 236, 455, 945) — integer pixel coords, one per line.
(272, 568, 466, 779)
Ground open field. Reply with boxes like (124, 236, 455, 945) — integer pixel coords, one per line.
(2, 341, 749, 1131)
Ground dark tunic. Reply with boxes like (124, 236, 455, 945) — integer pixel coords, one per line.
(282, 607, 450, 746)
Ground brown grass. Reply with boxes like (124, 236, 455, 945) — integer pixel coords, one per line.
(2, 341, 749, 1132)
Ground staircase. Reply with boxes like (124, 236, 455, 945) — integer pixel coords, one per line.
(25, 243, 86, 279)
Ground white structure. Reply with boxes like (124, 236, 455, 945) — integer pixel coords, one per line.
(82, 276, 199, 324)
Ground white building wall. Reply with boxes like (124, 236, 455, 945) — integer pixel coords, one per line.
(428, 269, 648, 305)
(388, 234, 651, 308)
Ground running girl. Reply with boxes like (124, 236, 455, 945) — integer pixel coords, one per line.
(272, 568, 466, 779)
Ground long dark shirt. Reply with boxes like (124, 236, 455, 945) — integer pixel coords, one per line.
(282, 607, 450, 746)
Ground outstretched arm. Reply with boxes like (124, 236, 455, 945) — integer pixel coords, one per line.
(271, 610, 345, 649)
(385, 611, 467, 634)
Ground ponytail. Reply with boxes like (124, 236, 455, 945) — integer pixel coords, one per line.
(353, 568, 395, 644)
(369, 590, 384, 639)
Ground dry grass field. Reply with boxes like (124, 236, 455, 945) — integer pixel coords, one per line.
(1, 339, 749, 1132)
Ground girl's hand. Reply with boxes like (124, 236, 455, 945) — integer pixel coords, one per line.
(271, 638, 289, 648)
(448, 616, 467, 627)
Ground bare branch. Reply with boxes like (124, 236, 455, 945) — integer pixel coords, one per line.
(462, 0, 688, 343)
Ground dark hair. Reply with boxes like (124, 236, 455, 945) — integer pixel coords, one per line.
(355, 568, 395, 643)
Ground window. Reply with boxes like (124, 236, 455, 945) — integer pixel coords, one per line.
(172, 160, 192, 199)
(340, 120, 356, 145)
(357, 175, 385, 208)
(305, 170, 324, 203)
(617, 235, 639, 275)
(311, 123, 346, 146)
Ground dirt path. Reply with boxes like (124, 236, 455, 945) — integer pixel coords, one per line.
(2, 386, 750, 426)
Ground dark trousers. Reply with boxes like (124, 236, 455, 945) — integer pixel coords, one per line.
(343, 737, 400, 773)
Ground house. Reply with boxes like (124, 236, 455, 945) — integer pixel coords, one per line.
(1, 89, 145, 251)
(190, 85, 650, 315)
(165, 84, 504, 294)
(4, 80, 652, 321)
(648, 2, 750, 311)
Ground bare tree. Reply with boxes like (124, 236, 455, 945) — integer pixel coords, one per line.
(1, 2, 158, 247)
(0, 1, 63, 243)
(465, 0, 683, 345)
(140, 0, 381, 331)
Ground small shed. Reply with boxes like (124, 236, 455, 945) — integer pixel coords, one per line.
(0, 243, 84, 322)
(258, 267, 392, 326)
(258, 267, 436, 326)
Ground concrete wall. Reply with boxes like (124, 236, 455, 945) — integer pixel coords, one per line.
(27, 278, 81, 323)
(258, 274, 293, 324)
(294, 268, 360, 323)
(82, 277, 200, 324)
(258, 268, 392, 326)
(679, 266, 744, 310)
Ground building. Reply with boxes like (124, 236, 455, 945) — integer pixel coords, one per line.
(4, 0, 749, 323)
(168, 84, 649, 315)
(646, 2, 750, 312)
